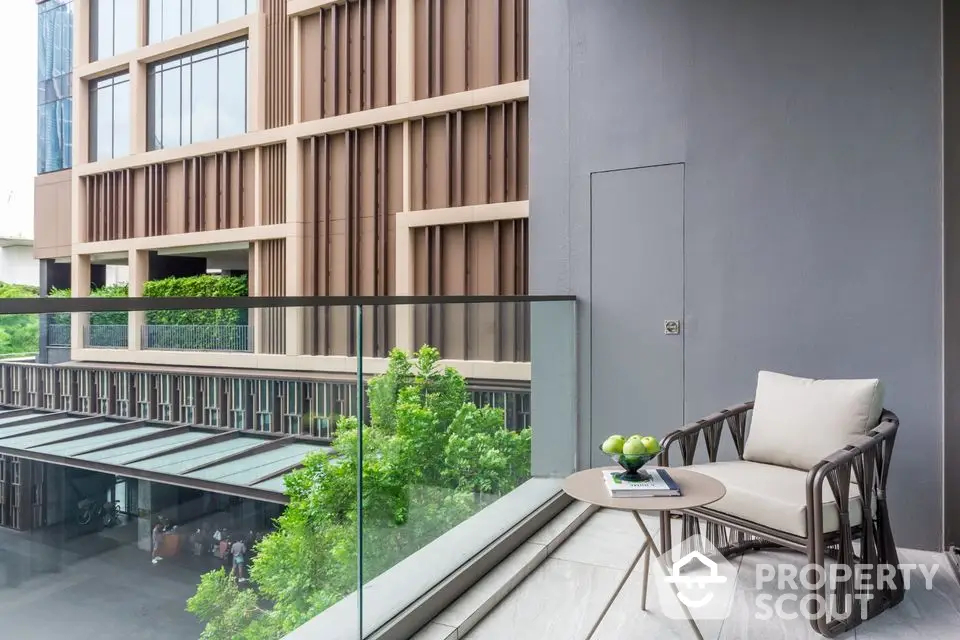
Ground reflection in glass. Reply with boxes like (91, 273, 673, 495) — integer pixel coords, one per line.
(37, 0, 75, 173)
(190, 56, 218, 144)
(192, 0, 217, 32)
(91, 80, 112, 160)
(112, 79, 131, 157)
(92, 0, 113, 61)
(147, 0, 254, 45)
(113, 0, 137, 55)
(218, 47, 247, 138)
(147, 39, 248, 150)
(160, 66, 182, 149)
(90, 0, 137, 61)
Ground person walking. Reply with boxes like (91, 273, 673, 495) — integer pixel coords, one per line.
(231, 538, 247, 583)
(151, 523, 163, 564)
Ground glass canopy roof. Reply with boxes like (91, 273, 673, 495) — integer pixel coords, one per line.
(0, 408, 331, 503)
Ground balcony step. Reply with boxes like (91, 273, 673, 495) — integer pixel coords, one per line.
(412, 501, 597, 640)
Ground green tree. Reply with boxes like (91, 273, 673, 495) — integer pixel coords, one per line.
(0, 282, 41, 356)
(187, 346, 532, 639)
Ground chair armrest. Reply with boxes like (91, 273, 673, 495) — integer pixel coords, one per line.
(659, 401, 754, 466)
(805, 410, 899, 537)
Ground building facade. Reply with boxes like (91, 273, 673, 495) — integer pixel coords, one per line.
(34, 0, 531, 381)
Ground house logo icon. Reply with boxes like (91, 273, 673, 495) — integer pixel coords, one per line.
(663, 550, 729, 608)
(653, 535, 738, 621)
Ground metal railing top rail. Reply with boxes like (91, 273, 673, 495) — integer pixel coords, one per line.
(0, 294, 576, 316)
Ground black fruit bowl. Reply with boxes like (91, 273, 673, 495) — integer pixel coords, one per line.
(600, 447, 657, 481)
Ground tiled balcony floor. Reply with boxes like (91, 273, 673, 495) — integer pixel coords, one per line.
(425, 507, 960, 640)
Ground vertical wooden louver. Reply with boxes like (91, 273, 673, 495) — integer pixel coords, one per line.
(83, 152, 255, 241)
(409, 100, 528, 210)
(261, 0, 293, 128)
(414, 0, 527, 99)
(412, 218, 529, 361)
(301, 124, 403, 357)
(261, 144, 287, 224)
(83, 169, 136, 242)
(300, 0, 396, 121)
(259, 239, 287, 354)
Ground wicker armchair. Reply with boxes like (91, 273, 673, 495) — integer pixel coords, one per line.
(659, 372, 904, 638)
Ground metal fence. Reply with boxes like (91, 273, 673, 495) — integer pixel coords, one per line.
(141, 325, 251, 352)
(47, 324, 71, 347)
(83, 325, 129, 349)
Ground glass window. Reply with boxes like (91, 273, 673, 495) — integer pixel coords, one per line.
(37, 0, 75, 173)
(147, 39, 248, 151)
(89, 73, 131, 161)
(90, 0, 138, 61)
(147, 0, 255, 45)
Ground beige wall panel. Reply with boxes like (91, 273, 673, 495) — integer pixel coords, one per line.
(164, 162, 187, 235)
(241, 148, 257, 225)
(133, 169, 147, 238)
(516, 100, 529, 201)
(34, 171, 73, 259)
(300, 13, 324, 121)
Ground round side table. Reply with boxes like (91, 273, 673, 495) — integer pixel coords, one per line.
(562, 467, 726, 640)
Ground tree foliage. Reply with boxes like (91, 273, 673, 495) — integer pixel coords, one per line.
(0, 282, 41, 355)
(187, 346, 532, 639)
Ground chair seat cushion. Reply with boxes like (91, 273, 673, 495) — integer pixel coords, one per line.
(743, 371, 884, 471)
(681, 460, 863, 538)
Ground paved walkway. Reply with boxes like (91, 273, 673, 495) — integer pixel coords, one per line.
(0, 522, 204, 640)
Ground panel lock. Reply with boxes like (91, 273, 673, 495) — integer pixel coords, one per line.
(664, 320, 681, 335)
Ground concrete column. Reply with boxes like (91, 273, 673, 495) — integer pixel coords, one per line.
(38, 260, 56, 364)
(137, 480, 153, 552)
(128, 249, 148, 351)
(70, 255, 92, 357)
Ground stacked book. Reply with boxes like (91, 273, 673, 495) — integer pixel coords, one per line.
(602, 468, 681, 497)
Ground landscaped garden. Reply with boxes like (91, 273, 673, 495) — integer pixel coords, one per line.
(49, 274, 248, 350)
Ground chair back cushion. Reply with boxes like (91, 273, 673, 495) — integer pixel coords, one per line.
(742, 371, 884, 471)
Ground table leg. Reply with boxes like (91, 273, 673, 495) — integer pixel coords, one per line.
(640, 543, 651, 611)
(582, 537, 648, 640)
(631, 512, 705, 640)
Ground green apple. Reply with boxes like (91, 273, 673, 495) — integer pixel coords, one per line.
(640, 436, 660, 454)
(622, 436, 647, 455)
(601, 435, 625, 455)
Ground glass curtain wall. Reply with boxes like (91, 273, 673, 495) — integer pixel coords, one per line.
(37, 0, 74, 173)
(148, 0, 256, 44)
(89, 0, 138, 61)
(147, 39, 248, 150)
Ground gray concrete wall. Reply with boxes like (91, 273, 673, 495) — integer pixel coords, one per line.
(530, 0, 944, 550)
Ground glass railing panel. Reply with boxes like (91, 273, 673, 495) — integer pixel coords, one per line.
(350, 299, 576, 638)
(0, 295, 576, 640)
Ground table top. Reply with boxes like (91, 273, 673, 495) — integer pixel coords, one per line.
(562, 467, 725, 511)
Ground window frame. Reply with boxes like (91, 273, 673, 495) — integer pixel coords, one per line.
(146, 37, 249, 151)
(88, 71, 132, 161)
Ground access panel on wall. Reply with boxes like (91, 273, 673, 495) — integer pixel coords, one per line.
(590, 164, 684, 467)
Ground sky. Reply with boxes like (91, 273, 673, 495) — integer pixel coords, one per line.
(0, 2, 38, 239)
